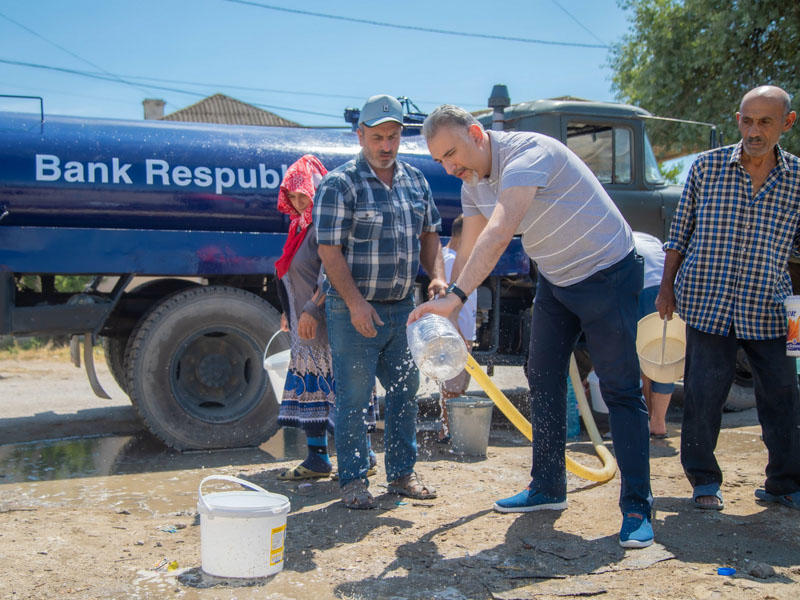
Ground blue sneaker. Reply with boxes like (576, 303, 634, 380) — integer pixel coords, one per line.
(619, 512, 654, 548)
(493, 488, 567, 513)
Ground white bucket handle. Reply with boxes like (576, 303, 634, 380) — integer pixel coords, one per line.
(263, 329, 288, 365)
(198, 475, 274, 514)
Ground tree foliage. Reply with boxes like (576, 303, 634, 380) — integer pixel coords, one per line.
(610, 0, 800, 157)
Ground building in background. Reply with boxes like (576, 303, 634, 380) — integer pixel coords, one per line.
(142, 93, 299, 127)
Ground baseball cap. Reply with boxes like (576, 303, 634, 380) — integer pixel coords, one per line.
(358, 94, 403, 127)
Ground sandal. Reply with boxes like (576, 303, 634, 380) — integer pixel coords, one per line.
(387, 472, 437, 500)
(341, 479, 375, 510)
(693, 484, 724, 510)
(755, 488, 800, 510)
(277, 464, 332, 481)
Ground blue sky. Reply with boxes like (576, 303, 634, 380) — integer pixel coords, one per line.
(0, 1, 631, 127)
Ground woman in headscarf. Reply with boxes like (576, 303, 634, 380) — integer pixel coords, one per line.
(274, 154, 376, 480)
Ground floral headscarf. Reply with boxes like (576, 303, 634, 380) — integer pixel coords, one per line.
(275, 154, 327, 278)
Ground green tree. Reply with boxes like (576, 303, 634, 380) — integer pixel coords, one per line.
(611, 0, 800, 157)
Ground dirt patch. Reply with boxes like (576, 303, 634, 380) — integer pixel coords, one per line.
(0, 357, 799, 599)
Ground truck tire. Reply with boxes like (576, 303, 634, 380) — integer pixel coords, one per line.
(102, 335, 130, 395)
(125, 286, 285, 450)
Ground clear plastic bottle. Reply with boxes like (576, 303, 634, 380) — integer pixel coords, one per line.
(406, 313, 468, 381)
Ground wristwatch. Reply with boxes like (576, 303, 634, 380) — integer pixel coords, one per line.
(446, 282, 468, 304)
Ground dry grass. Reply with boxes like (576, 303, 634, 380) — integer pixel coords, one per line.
(0, 341, 102, 362)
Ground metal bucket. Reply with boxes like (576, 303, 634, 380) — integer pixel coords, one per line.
(446, 396, 494, 457)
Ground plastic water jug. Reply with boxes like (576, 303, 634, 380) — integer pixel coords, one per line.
(406, 313, 468, 381)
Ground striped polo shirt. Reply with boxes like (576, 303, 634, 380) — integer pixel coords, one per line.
(461, 130, 633, 286)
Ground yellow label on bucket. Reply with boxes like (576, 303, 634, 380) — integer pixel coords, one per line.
(270, 524, 286, 565)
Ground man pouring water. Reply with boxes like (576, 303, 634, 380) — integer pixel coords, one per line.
(408, 105, 654, 548)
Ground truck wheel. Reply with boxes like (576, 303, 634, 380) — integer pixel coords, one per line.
(125, 286, 285, 450)
(102, 335, 130, 394)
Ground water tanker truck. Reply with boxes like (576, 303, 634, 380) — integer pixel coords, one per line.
(0, 88, 708, 449)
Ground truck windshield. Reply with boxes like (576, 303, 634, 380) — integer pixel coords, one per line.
(643, 129, 665, 185)
(566, 122, 632, 185)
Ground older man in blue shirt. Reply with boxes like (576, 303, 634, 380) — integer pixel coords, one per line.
(314, 94, 447, 510)
(657, 85, 800, 511)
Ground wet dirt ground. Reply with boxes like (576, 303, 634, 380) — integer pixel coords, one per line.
(1, 353, 799, 599)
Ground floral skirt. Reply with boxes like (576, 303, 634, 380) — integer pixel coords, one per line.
(277, 335, 377, 434)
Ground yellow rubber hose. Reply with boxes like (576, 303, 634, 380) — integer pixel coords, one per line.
(464, 354, 617, 483)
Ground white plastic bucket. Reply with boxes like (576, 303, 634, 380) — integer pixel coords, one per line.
(636, 312, 686, 383)
(447, 396, 494, 456)
(263, 330, 290, 403)
(784, 296, 800, 356)
(197, 475, 290, 579)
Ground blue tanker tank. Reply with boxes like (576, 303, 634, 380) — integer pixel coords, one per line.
(0, 111, 465, 231)
(0, 111, 530, 277)
(0, 111, 472, 275)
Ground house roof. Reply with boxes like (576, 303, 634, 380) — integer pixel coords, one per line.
(161, 93, 300, 127)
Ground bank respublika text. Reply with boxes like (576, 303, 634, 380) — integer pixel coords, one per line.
(35, 154, 289, 195)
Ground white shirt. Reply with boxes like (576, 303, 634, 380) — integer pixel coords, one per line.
(633, 231, 665, 289)
(443, 246, 477, 341)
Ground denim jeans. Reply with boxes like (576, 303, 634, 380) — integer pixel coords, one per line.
(528, 251, 653, 516)
(326, 295, 419, 487)
(681, 326, 800, 495)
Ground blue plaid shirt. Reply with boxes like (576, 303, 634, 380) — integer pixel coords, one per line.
(313, 152, 441, 302)
(665, 141, 800, 339)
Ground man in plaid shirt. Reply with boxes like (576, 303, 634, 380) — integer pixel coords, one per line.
(657, 85, 800, 511)
(315, 94, 447, 510)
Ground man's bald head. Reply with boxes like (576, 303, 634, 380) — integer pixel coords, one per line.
(740, 85, 792, 115)
(736, 85, 797, 159)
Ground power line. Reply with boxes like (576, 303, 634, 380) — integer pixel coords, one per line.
(123, 74, 365, 101)
(0, 9, 152, 97)
(0, 81, 138, 107)
(0, 58, 343, 119)
(69, 72, 478, 108)
(0, 58, 486, 118)
(550, 0, 608, 47)
(224, 0, 610, 49)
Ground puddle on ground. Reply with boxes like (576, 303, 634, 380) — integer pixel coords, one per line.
(0, 428, 306, 484)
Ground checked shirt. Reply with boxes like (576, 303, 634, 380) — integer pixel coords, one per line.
(665, 141, 800, 340)
(313, 152, 441, 302)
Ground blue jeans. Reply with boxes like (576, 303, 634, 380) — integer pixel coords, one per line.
(326, 295, 419, 487)
(681, 326, 800, 495)
(528, 251, 653, 517)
